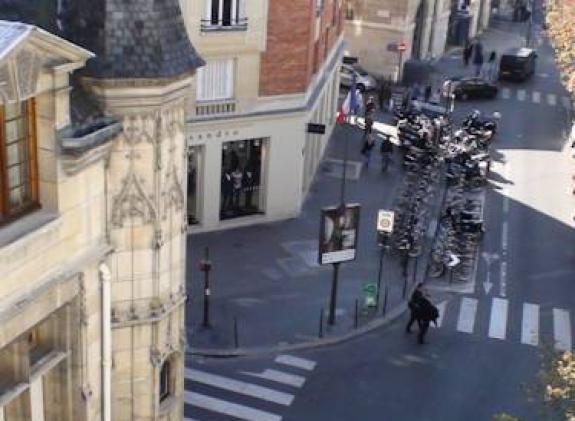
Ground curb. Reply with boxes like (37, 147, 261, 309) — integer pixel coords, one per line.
(187, 296, 411, 358)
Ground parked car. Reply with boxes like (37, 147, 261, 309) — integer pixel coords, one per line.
(499, 47, 537, 81)
(340, 62, 378, 92)
(452, 77, 498, 100)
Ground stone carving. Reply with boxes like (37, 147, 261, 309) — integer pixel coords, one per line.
(162, 163, 184, 218)
(111, 156, 158, 227)
(15, 48, 41, 99)
(121, 114, 155, 145)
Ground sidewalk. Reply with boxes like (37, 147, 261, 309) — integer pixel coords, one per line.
(186, 108, 425, 355)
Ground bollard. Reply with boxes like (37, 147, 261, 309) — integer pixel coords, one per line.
(412, 256, 418, 285)
(233, 317, 239, 348)
(318, 307, 324, 338)
(382, 284, 389, 316)
(354, 299, 359, 329)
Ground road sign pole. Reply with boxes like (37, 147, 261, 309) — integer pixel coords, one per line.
(328, 262, 340, 325)
(376, 245, 385, 309)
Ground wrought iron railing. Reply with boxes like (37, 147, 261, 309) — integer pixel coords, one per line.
(195, 99, 237, 116)
(200, 17, 248, 32)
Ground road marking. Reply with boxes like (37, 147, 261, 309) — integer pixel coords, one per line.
(521, 303, 540, 346)
(547, 93, 557, 106)
(241, 369, 306, 388)
(553, 308, 572, 351)
(532, 91, 541, 103)
(501, 221, 509, 250)
(432, 301, 447, 328)
(562, 96, 572, 109)
(185, 368, 294, 406)
(275, 355, 316, 371)
(488, 298, 509, 340)
(457, 297, 478, 334)
(499, 261, 507, 297)
(501, 88, 511, 99)
(503, 197, 510, 214)
(517, 89, 526, 101)
(184, 391, 282, 421)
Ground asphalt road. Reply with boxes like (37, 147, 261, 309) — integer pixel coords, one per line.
(183, 15, 575, 421)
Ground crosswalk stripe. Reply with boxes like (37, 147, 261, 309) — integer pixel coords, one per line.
(517, 90, 526, 101)
(501, 88, 511, 99)
(521, 303, 539, 346)
(457, 297, 478, 334)
(241, 369, 306, 388)
(488, 298, 508, 340)
(532, 91, 541, 103)
(184, 391, 282, 421)
(562, 96, 572, 109)
(432, 301, 447, 328)
(553, 308, 572, 351)
(185, 368, 294, 406)
(547, 93, 557, 106)
(275, 355, 316, 371)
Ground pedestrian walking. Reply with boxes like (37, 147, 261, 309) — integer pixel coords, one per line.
(472, 43, 484, 77)
(406, 283, 425, 334)
(424, 84, 432, 103)
(361, 132, 375, 168)
(487, 50, 497, 81)
(380, 133, 393, 172)
(463, 41, 472, 67)
(415, 297, 439, 344)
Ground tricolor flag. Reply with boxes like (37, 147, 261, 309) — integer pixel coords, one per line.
(336, 73, 363, 124)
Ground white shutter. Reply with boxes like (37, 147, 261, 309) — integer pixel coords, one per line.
(196, 59, 235, 101)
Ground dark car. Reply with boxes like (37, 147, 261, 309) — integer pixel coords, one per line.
(453, 77, 498, 100)
(499, 47, 537, 81)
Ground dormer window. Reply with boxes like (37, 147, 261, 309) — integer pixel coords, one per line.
(0, 99, 38, 224)
(202, 0, 247, 31)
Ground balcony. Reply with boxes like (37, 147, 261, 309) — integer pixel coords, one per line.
(195, 99, 237, 117)
(201, 17, 248, 32)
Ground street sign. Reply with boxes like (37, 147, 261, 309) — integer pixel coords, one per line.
(386, 42, 398, 52)
(377, 210, 395, 234)
(446, 253, 461, 268)
(397, 42, 407, 52)
(307, 123, 326, 134)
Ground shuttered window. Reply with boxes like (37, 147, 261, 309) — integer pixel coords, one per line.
(196, 59, 235, 101)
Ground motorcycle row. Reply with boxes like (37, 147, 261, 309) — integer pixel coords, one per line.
(391, 107, 499, 280)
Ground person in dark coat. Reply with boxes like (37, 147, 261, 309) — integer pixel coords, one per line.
(472, 42, 484, 77)
(424, 84, 432, 103)
(415, 297, 439, 344)
(406, 283, 425, 333)
(463, 41, 473, 67)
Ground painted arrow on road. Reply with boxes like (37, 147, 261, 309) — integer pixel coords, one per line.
(481, 252, 500, 295)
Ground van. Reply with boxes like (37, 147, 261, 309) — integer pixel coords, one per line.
(499, 48, 537, 82)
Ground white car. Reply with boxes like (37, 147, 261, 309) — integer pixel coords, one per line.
(340, 63, 377, 92)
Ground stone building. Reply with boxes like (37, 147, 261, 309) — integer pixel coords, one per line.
(0, 0, 203, 419)
(180, 0, 344, 232)
(344, 0, 453, 79)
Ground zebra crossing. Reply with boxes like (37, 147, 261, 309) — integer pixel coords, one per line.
(498, 87, 571, 109)
(184, 354, 317, 421)
(432, 296, 573, 351)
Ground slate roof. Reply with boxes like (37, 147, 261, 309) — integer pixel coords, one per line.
(0, 0, 204, 79)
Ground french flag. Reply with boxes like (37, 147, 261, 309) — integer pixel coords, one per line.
(336, 73, 363, 124)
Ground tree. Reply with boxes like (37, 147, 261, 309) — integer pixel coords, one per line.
(494, 349, 575, 421)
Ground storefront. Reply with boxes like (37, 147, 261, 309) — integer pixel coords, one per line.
(220, 138, 265, 220)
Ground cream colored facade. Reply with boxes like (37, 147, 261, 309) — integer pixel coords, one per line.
(180, 0, 343, 232)
(344, 0, 452, 79)
(0, 20, 193, 421)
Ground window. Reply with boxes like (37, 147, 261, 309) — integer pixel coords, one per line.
(0, 99, 38, 223)
(220, 138, 264, 220)
(196, 59, 234, 102)
(159, 359, 171, 402)
(202, 0, 246, 30)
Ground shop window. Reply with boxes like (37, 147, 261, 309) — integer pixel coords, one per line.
(220, 138, 264, 220)
(159, 359, 171, 402)
(187, 147, 201, 225)
(0, 99, 39, 224)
